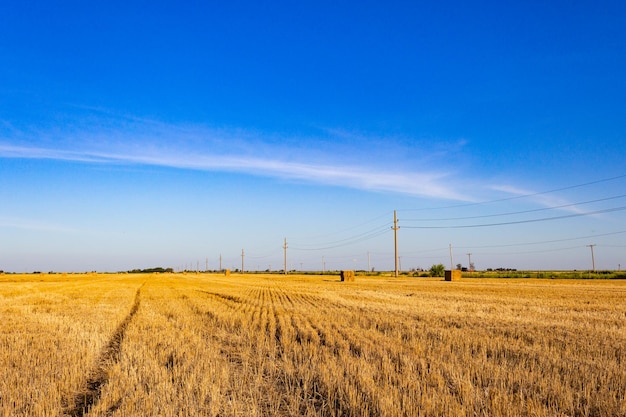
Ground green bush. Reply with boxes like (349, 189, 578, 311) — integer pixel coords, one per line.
(429, 263, 445, 277)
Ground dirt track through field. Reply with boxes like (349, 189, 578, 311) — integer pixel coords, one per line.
(66, 284, 144, 417)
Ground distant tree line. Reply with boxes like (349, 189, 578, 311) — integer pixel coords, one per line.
(127, 267, 173, 274)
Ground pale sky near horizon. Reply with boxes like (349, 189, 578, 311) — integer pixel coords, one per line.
(1, 1, 625, 272)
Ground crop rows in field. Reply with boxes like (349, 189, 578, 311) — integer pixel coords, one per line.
(0, 274, 624, 416)
(184, 283, 414, 416)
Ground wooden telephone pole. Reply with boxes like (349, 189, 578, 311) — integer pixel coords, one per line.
(392, 210, 399, 278)
(283, 238, 288, 275)
(587, 244, 596, 272)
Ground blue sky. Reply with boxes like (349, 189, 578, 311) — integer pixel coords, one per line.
(1, 1, 625, 272)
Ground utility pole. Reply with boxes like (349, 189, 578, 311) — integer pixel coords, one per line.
(283, 238, 288, 275)
(205, 257, 208, 272)
(587, 244, 596, 272)
(449, 244, 453, 271)
(367, 251, 371, 273)
(241, 249, 245, 273)
(392, 210, 399, 278)
(322, 256, 325, 274)
(219, 254, 222, 272)
(467, 253, 472, 271)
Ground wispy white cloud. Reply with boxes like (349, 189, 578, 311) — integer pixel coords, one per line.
(0, 144, 111, 163)
(0, 216, 78, 233)
(0, 113, 474, 200)
(0, 142, 471, 200)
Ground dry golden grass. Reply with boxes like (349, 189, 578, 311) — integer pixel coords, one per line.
(0, 273, 624, 416)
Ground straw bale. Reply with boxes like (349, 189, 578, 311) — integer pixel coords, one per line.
(340, 270, 355, 282)
(445, 270, 462, 281)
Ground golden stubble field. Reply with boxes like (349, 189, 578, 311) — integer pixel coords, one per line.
(0, 273, 624, 417)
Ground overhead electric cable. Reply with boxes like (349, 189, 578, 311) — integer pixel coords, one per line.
(289, 211, 393, 240)
(398, 173, 626, 212)
(291, 223, 391, 248)
(402, 194, 626, 222)
(478, 246, 584, 256)
(401, 205, 626, 229)
(453, 230, 626, 249)
(291, 227, 391, 251)
(247, 249, 283, 259)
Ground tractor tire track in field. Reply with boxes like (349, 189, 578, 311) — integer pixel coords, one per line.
(66, 284, 144, 417)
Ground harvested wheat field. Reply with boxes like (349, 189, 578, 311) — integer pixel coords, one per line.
(0, 272, 624, 417)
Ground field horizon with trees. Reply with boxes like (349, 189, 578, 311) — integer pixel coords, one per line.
(1, 272, 624, 416)
(3, 266, 625, 280)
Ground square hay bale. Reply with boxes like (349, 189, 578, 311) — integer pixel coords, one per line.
(340, 270, 355, 282)
(224, 269, 231, 277)
(445, 270, 462, 281)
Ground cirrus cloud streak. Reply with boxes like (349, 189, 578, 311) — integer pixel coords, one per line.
(0, 141, 471, 201)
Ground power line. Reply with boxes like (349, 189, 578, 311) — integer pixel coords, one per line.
(412, 245, 588, 258)
(401, 194, 626, 222)
(288, 211, 393, 241)
(291, 223, 392, 250)
(453, 230, 626, 249)
(410, 237, 623, 259)
(246, 248, 283, 259)
(474, 245, 585, 256)
(401, 205, 626, 229)
(398, 173, 626, 212)
(291, 227, 391, 251)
